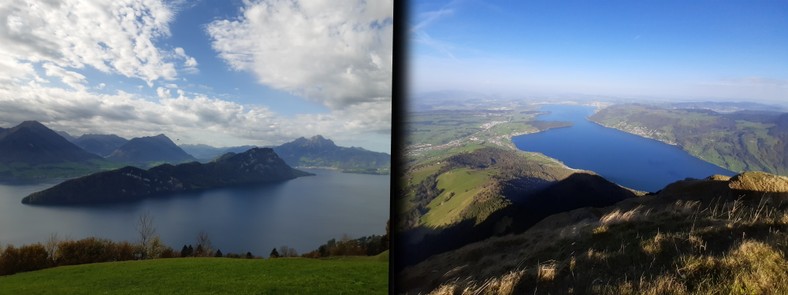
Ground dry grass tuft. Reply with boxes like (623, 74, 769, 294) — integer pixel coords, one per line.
(723, 240, 788, 294)
(641, 230, 666, 256)
(536, 261, 557, 282)
(600, 206, 646, 225)
(427, 270, 525, 295)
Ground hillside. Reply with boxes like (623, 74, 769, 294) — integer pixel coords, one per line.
(590, 104, 787, 175)
(399, 147, 639, 269)
(73, 134, 128, 157)
(273, 135, 390, 173)
(0, 121, 113, 182)
(398, 171, 788, 294)
(23, 148, 312, 205)
(0, 256, 387, 294)
(107, 134, 196, 166)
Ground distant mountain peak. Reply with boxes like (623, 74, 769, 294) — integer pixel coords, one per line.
(18, 120, 47, 129)
(309, 135, 334, 145)
(0, 120, 101, 165)
(273, 135, 389, 171)
(107, 133, 195, 165)
(289, 135, 336, 148)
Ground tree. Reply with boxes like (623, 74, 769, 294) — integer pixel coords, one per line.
(215, 249, 223, 257)
(45, 233, 60, 262)
(383, 220, 390, 250)
(136, 211, 157, 259)
(270, 248, 280, 258)
(180, 245, 190, 257)
(195, 231, 212, 257)
(245, 252, 253, 259)
(278, 246, 298, 257)
(195, 245, 204, 257)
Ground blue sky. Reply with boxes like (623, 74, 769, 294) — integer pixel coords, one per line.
(410, 0, 788, 104)
(0, 0, 392, 153)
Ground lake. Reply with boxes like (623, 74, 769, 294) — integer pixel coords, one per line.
(512, 104, 735, 192)
(0, 169, 389, 256)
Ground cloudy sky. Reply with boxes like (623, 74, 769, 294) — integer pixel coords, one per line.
(0, 0, 392, 153)
(410, 0, 788, 104)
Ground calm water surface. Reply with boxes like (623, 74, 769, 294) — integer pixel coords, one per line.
(0, 169, 389, 256)
(513, 105, 734, 192)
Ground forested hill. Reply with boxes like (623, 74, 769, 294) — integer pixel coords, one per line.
(590, 104, 787, 175)
(23, 148, 311, 205)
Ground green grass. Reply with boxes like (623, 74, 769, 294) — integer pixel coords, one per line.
(421, 168, 494, 227)
(0, 256, 388, 294)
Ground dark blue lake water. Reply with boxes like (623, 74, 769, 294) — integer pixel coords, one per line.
(512, 105, 735, 192)
(0, 169, 389, 256)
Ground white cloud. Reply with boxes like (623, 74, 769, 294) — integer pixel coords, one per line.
(42, 63, 87, 91)
(0, 0, 195, 86)
(0, 0, 390, 153)
(174, 47, 199, 73)
(206, 0, 393, 109)
(156, 87, 171, 99)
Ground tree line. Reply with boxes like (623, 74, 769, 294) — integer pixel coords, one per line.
(0, 213, 389, 276)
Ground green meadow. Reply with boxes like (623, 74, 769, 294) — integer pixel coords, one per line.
(0, 255, 388, 294)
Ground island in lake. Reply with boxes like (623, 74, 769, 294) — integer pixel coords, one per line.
(22, 148, 312, 205)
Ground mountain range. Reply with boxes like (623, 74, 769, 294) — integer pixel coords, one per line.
(23, 148, 312, 205)
(0, 121, 387, 181)
(183, 135, 391, 173)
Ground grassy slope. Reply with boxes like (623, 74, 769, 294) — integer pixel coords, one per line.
(590, 104, 785, 175)
(401, 176, 788, 294)
(402, 106, 576, 230)
(0, 256, 388, 294)
(421, 168, 494, 227)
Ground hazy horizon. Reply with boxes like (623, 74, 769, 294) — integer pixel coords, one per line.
(409, 1, 787, 106)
